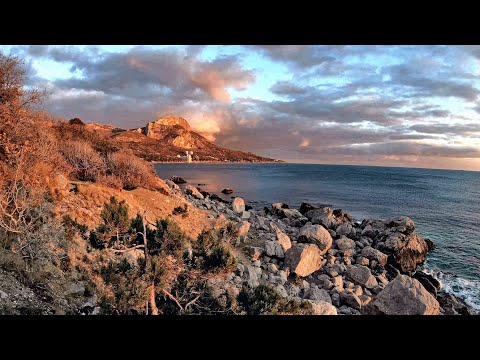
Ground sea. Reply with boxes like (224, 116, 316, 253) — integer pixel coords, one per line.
(154, 162, 480, 310)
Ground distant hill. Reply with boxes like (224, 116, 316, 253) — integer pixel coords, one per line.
(85, 116, 282, 163)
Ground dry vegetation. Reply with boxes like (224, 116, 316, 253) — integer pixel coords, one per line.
(0, 52, 252, 315)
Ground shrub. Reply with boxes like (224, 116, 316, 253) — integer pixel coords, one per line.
(172, 204, 188, 217)
(106, 151, 156, 190)
(100, 196, 129, 235)
(61, 140, 106, 181)
(68, 118, 85, 126)
(237, 284, 284, 315)
(151, 218, 188, 258)
(191, 229, 236, 273)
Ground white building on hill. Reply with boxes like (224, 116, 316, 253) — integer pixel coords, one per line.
(177, 151, 193, 163)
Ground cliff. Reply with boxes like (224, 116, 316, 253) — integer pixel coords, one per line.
(86, 116, 281, 163)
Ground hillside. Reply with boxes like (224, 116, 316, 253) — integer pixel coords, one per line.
(85, 116, 281, 163)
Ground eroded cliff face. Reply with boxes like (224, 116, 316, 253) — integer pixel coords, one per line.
(144, 116, 191, 137)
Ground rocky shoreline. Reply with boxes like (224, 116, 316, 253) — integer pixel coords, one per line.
(166, 179, 476, 315)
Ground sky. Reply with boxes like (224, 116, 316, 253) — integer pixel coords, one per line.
(2, 44, 480, 171)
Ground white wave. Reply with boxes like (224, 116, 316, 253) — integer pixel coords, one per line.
(423, 266, 480, 311)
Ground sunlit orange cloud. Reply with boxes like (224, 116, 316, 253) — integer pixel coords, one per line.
(183, 113, 222, 142)
(190, 68, 254, 102)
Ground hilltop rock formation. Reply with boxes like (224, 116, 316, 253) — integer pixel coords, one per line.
(104, 115, 280, 162)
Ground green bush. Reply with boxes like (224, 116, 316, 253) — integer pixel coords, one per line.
(150, 218, 188, 258)
(172, 204, 188, 217)
(190, 229, 236, 273)
(237, 284, 284, 315)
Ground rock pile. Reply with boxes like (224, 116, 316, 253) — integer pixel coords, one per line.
(164, 181, 473, 315)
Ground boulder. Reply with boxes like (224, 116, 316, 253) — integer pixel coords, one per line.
(361, 224, 376, 238)
(386, 216, 415, 234)
(243, 266, 259, 288)
(332, 208, 353, 223)
(336, 222, 356, 238)
(271, 203, 289, 217)
(372, 274, 440, 315)
(413, 270, 441, 296)
(184, 185, 204, 199)
(340, 291, 362, 310)
(270, 223, 292, 251)
(221, 188, 234, 194)
(298, 224, 333, 255)
(170, 176, 186, 184)
(316, 274, 334, 290)
(282, 208, 304, 220)
(241, 211, 250, 219)
(285, 243, 323, 277)
(335, 236, 356, 251)
(265, 240, 285, 258)
(237, 221, 251, 241)
(306, 207, 336, 229)
(299, 202, 317, 215)
(382, 233, 429, 274)
(346, 265, 378, 289)
(332, 276, 343, 288)
(306, 300, 338, 315)
(304, 286, 332, 304)
(361, 246, 388, 266)
(232, 197, 245, 213)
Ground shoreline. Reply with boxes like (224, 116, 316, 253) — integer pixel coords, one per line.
(151, 160, 286, 164)
(165, 179, 477, 315)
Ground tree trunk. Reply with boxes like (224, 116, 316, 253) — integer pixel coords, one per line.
(142, 211, 158, 315)
(149, 283, 159, 315)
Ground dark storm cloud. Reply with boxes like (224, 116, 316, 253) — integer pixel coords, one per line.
(409, 123, 480, 135)
(387, 63, 479, 101)
(300, 142, 480, 158)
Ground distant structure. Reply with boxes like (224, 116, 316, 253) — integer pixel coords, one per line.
(177, 151, 193, 163)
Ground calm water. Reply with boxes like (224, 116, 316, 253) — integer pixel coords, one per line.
(155, 163, 480, 309)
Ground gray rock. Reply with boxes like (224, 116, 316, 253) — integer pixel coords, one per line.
(361, 224, 376, 238)
(346, 265, 378, 289)
(276, 285, 288, 298)
(265, 240, 285, 258)
(316, 274, 334, 290)
(356, 256, 370, 266)
(241, 211, 251, 219)
(184, 185, 204, 200)
(270, 222, 292, 251)
(336, 222, 356, 238)
(243, 266, 259, 288)
(335, 236, 356, 251)
(298, 224, 333, 254)
(340, 291, 362, 310)
(361, 246, 388, 266)
(304, 285, 332, 304)
(331, 292, 340, 307)
(278, 270, 288, 283)
(372, 274, 440, 315)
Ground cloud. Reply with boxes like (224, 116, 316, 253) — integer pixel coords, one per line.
(6, 45, 480, 170)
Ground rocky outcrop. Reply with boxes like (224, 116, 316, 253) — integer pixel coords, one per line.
(183, 190, 473, 315)
(372, 274, 440, 315)
(285, 244, 323, 277)
(184, 185, 204, 200)
(362, 216, 429, 274)
(297, 224, 333, 255)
